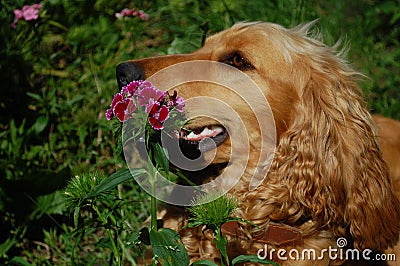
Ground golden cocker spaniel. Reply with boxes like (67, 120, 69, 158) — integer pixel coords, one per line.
(116, 21, 400, 265)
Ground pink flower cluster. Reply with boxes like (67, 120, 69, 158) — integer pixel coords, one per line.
(115, 8, 149, 21)
(12, 3, 42, 28)
(106, 81, 185, 130)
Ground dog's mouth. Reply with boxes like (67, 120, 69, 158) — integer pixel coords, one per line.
(177, 124, 228, 159)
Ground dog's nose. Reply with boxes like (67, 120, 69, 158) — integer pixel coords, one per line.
(116, 62, 145, 88)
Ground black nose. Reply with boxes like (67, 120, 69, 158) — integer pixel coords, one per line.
(116, 62, 145, 89)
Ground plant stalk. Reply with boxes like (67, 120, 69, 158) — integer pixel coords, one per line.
(93, 204, 121, 265)
(150, 188, 157, 230)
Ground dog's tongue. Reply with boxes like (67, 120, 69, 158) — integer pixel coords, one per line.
(181, 126, 224, 141)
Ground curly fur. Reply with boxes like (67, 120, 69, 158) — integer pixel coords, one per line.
(120, 21, 400, 265)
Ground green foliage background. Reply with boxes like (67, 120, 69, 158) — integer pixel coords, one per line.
(0, 0, 399, 264)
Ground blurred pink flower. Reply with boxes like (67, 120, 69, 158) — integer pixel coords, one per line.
(115, 8, 149, 21)
(137, 10, 149, 21)
(12, 3, 42, 28)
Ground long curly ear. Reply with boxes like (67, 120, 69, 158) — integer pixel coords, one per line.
(272, 26, 400, 251)
(308, 68, 400, 251)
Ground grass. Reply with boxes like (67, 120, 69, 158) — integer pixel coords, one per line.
(0, 0, 399, 265)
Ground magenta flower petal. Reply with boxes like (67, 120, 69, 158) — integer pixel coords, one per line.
(120, 8, 132, 16)
(174, 96, 185, 112)
(125, 99, 137, 114)
(113, 99, 136, 122)
(145, 99, 159, 115)
(122, 80, 142, 96)
(157, 105, 170, 123)
(139, 81, 154, 88)
(113, 101, 128, 122)
(167, 90, 185, 112)
(106, 109, 113, 120)
(137, 86, 165, 107)
(137, 10, 149, 21)
(148, 105, 169, 130)
(22, 5, 40, 21)
(149, 117, 163, 130)
(111, 93, 124, 109)
(11, 3, 41, 28)
(14, 9, 23, 20)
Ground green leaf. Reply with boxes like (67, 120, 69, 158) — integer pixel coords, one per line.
(97, 238, 112, 248)
(29, 191, 66, 220)
(9, 256, 32, 266)
(73, 206, 80, 228)
(26, 92, 42, 102)
(66, 94, 85, 106)
(215, 236, 227, 256)
(167, 26, 202, 55)
(86, 168, 146, 198)
(191, 260, 219, 266)
(150, 228, 189, 266)
(126, 231, 140, 246)
(0, 237, 17, 257)
(232, 254, 280, 266)
(118, 237, 138, 265)
(214, 231, 228, 265)
(34, 115, 49, 134)
(185, 220, 204, 229)
(154, 143, 169, 174)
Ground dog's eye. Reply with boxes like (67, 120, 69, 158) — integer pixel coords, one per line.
(231, 55, 245, 67)
(222, 54, 253, 70)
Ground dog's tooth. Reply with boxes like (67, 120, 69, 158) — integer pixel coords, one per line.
(187, 132, 198, 139)
(212, 126, 223, 134)
(200, 127, 212, 136)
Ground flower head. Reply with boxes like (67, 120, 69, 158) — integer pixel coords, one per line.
(63, 172, 107, 209)
(189, 193, 238, 230)
(106, 80, 185, 130)
(115, 8, 149, 21)
(121, 80, 143, 96)
(106, 93, 137, 122)
(168, 90, 185, 112)
(113, 98, 137, 122)
(137, 10, 149, 21)
(12, 3, 42, 28)
(137, 85, 166, 108)
(148, 105, 170, 130)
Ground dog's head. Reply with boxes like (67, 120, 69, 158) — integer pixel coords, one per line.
(116, 22, 400, 251)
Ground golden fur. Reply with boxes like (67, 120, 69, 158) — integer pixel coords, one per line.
(119, 22, 400, 265)
(375, 115, 400, 194)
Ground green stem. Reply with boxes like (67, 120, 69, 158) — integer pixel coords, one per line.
(93, 204, 121, 265)
(215, 227, 229, 266)
(150, 181, 157, 231)
(149, 163, 158, 231)
(146, 137, 158, 232)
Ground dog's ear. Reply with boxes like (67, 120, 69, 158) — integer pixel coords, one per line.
(312, 69, 399, 251)
(271, 45, 400, 251)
